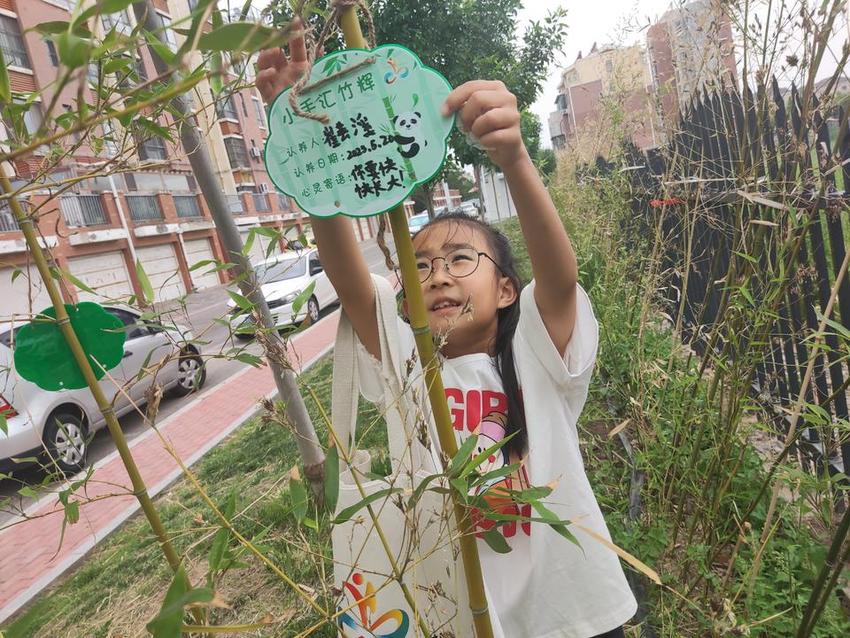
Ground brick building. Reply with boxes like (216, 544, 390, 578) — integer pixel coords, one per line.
(548, 43, 657, 158)
(0, 0, 392, 318)
(646, 0, 738, 132)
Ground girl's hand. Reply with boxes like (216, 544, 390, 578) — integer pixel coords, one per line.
(256, 20, 308, 104)
(441, 80, 528, 170)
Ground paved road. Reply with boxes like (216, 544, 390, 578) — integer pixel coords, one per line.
(0, 238, 395, 524)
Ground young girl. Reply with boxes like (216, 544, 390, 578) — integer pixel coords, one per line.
(258, 32, 637, 638)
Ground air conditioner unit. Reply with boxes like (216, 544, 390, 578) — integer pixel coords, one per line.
(250, 147, 262, 159)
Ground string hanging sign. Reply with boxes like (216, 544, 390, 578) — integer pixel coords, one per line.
(264, 44, 454, 217)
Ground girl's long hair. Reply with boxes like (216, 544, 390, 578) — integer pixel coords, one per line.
(413, 211, 526, 458)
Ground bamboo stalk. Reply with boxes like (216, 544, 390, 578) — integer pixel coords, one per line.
(0, 164, 201, 622)
(337, 9, 494, 638)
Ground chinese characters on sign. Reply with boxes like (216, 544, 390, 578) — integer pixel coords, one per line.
(264, 45, 454, 218)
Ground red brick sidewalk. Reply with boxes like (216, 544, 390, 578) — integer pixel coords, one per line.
(0, 311, 340, 623)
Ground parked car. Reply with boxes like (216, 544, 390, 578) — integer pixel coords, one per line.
(229, 248, 339, 338)
(408, 213, 431, 235)
(0, 307, 206, 476)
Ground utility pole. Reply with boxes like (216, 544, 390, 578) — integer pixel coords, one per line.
(131, 2, 325, 490)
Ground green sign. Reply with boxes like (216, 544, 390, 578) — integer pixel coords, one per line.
(14, 302, 126, 391)
(264, 44, 454, 218)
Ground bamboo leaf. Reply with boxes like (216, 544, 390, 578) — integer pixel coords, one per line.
(240, 229, 256, 256)
(56, 30, 90, 68)
(291, 280, 315, 315)
(407, 472, 444, 508)
(460, 432, 516, 478)
(143, 30, 177, 67)
(0, 47, 10, 103)
(136, 117, 174, 143)
(324, 444, 339, 513)
(531, 501, 581, 550)
(227, 290, 253, 311)
(196, 23, 287, 53)
(209, 52, 224, 95)
(75, 0, 136, 29)
(135, 259, 154, 305)
(0, 412, 8, 436)
(572, 521, 661, 585)
(481, 529, 512, 554)
(54, 267, 95, 295)
(332, 487, 403, 524)
(146, 564, 214, 638)
(448, 433, 479, 478)
(289, 467, 308, 524)
(469, 463, 521, 487)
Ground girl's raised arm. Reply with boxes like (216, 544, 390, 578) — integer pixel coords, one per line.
(257, 31, 379, 358)
(443, 81, 579, 356)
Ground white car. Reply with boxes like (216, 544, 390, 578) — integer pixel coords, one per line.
(0, 307, 206, 476)
(229, 248, 339, 338)
(408, 213, 430, 235)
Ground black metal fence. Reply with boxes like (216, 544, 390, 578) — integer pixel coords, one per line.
(617, 77, 850, 479)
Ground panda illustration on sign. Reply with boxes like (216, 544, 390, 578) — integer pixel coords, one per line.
(392, 111, 428, 159)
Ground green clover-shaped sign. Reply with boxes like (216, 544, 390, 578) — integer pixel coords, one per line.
(14, 302, 126, 391)
(264, 44, 454, 217)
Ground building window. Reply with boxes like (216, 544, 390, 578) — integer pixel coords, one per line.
(215, 94, 239, 120)
(137, 135, 168, 161)
(46, 40, 59, 66)
(102, 10, 133, 35)
(174, 195, 202, 218)
(224, 137, 249, 169)
(239, 94, 248, 117)
(252, 96, 266, 128)
(0, 15, 30, 69)
(23, 103, 43, 137)
(0, 199, 19, 232)
(127, 195, 164, 222)
(60, 195, 108, 227)
(159, 15, 177, 49)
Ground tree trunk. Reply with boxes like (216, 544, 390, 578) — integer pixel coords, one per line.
(424, 183, 436, 220)
(132, 1, 325, 494)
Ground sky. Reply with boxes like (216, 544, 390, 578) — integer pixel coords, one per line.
(518, 1, 850, 148)
(516, 0, 673, 148)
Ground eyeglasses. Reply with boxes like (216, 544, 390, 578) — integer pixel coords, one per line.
(414, 247, 502, 283)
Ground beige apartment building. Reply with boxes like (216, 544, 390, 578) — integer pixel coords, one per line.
(549, 0, 737, 156)
(549, 43, 657, 158)
(0, 0, 392, 317)
(646, 0, 738, 132)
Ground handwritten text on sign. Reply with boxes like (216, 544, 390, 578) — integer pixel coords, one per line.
(264, 45, 454, 218)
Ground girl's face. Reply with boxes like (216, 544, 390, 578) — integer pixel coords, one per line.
(410, 221, 516, 358)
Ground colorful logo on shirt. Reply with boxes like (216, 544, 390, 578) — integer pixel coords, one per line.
(337, 571, 410, 638)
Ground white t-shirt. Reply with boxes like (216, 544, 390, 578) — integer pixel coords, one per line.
(355, 281, 637, 638)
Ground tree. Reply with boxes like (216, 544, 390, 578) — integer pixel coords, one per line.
(265, 0, 568, 214)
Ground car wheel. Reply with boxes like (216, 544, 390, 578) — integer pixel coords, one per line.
(169, 351, 207, 397)
(43, 411, 88, 476)
(307, 296, 320, 324)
